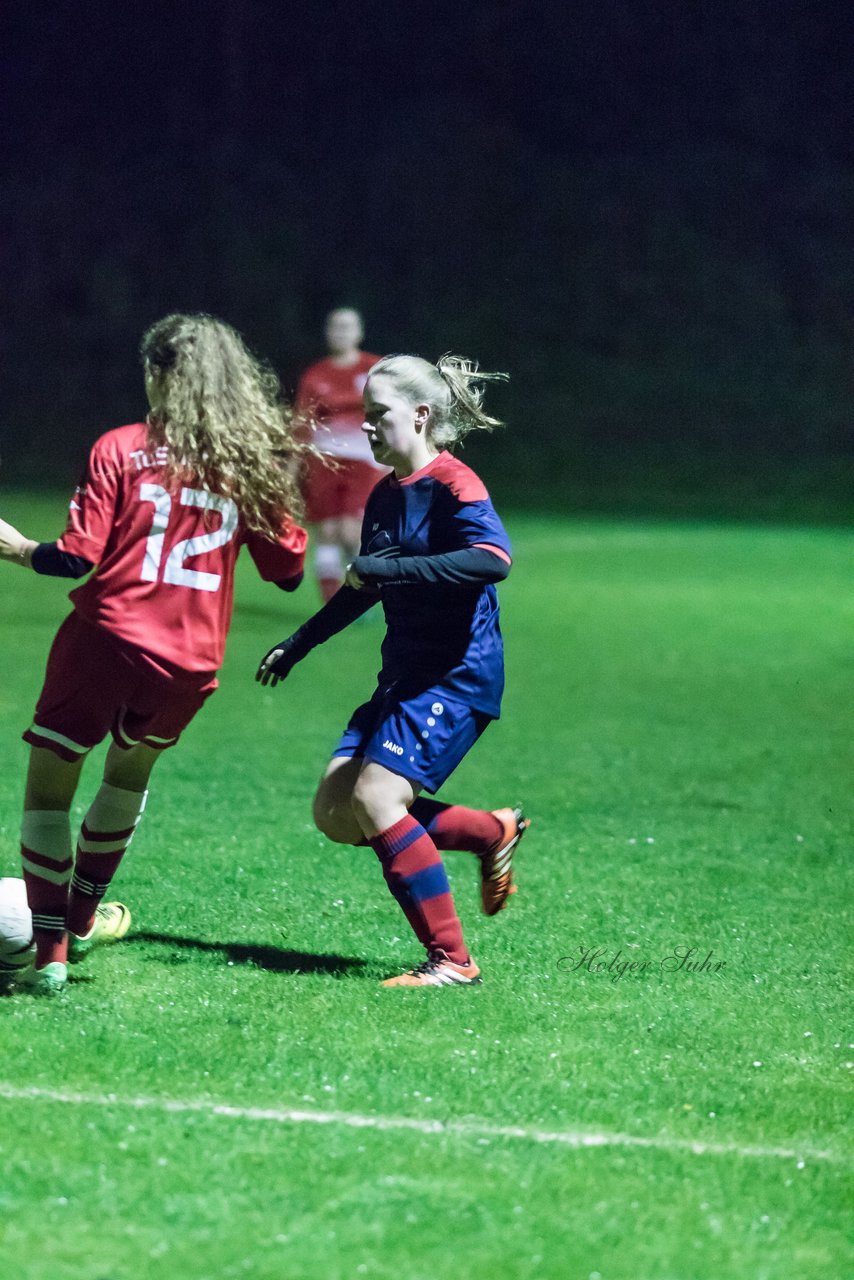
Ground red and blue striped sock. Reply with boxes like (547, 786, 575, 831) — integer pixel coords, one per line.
(409, 799, 503, 855)
(370, 814, 468, 963)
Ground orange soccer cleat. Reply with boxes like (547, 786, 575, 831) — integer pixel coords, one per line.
(382, 949, 482, 988)
(479, 806, 529, 916)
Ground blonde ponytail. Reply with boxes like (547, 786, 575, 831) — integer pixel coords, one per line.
(434, 354, 507, 442)
(369, 353, 508, 449)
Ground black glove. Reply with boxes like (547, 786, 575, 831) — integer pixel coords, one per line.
(256, 635, 305, 687)
(256, 584, 376, 688)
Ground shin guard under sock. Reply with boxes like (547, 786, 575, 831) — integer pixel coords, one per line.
(66, 782, 147, 936)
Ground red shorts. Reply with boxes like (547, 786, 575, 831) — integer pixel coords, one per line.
(23, 612, 217, 763)
(303, 453, 385, 523)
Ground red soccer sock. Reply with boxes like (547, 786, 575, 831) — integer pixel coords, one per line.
(66, 782, 147, 936)
(21, 810, 74, 968)
(409, 799, 503, 855)
(370, 815, 468, 963)
(22, 866, 70, 967)
(66, 849, 128, 936)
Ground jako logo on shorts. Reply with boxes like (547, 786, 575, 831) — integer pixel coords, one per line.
(383, 740, 404, 756)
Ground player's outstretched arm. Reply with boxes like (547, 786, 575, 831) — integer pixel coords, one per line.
(0, 517, 37, 568)
(349, 546, 510, 589)
(256, 584, 377, 688)
(257, 634, 306, 687)
(0, 518, 94, 579)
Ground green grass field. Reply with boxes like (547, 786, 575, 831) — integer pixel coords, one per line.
(0, 493, 851, 1280)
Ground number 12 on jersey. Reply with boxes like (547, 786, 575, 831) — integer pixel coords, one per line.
(139, 484, 238, 592)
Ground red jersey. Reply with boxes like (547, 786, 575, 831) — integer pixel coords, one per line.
(295, 351, 384, 467)
(57, 423, 307, 674)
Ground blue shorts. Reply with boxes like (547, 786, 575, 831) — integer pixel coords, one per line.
(333, 684, 493, 794)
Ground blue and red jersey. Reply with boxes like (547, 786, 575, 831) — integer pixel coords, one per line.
(361, 451, 511, 717)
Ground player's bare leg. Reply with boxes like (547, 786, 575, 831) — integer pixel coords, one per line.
(339, 515, 362, 569)
(351, 761, 419, 838)
(315, 517, 345, 602)
(24, 744, 86, 810)
(314, 514, 365, 603)
(103, 740, 160, 792)
(313, 755, 367, 845)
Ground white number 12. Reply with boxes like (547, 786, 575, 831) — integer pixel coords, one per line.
(139, 484, 238, 593)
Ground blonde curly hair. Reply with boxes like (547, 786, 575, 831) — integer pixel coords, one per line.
(140, 313, 306, 535)
(367, 353, 508, 449)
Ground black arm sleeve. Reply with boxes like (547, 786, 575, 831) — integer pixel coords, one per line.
(288, 584, 378, 658)
(351, 546, 510, 589)
(273, 572, 304, 593)
(31, 542, 94, 579)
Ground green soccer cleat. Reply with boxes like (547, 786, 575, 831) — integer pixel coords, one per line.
(67, 901, 132, 964)
(15, 961, 68, 996)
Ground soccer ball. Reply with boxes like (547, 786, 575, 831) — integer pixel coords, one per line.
(0, 877, 35, 974)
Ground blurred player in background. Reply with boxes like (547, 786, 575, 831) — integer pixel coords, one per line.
(295, 307, 387, 600)
(0, 314, 308, 995)
(259, 353, 529, 988)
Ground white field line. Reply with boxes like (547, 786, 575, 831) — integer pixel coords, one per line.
(0, 1082, 845, 1165)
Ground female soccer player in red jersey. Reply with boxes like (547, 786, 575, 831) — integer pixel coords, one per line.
(295, 308, 387, 601)
(0, 314, 308, 994)
(258, 354, 529, 988)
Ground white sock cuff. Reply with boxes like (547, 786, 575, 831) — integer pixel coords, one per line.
(21, 810, 73, 863)
(314, 543, 342, 579)
(83, 783, 148, 837)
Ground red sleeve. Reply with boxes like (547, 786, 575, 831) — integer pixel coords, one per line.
(243, 520, 308, 582)
(56, 434, 122, 565)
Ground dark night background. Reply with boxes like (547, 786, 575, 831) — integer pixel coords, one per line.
(1, 0, 852, 517)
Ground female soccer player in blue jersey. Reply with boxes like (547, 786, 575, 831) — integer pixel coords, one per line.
(258, 354, 528, 987)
